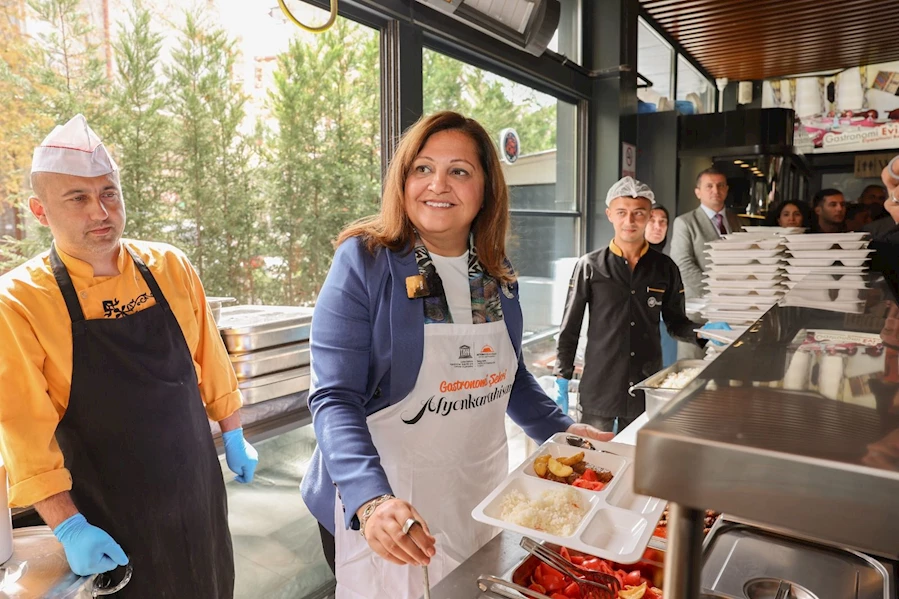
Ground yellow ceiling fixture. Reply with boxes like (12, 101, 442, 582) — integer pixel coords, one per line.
(278, 0, 338, 33)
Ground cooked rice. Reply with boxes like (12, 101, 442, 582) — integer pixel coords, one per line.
(658, 367, 702, 389)
(499, 487, 587, 536)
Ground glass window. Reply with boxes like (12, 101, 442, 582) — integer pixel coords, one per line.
(637, 17, 674, 110)
(508, 214, 579, 335)
(1, 2, 381, 309)
(676, 55, 715, 114)
(423, 49, 581, 336)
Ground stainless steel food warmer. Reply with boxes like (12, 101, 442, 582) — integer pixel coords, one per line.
(218, 305, 314, 352)
(634, 278, 899, 598)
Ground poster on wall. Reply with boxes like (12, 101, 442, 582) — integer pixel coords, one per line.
(763, 61, 899, 154)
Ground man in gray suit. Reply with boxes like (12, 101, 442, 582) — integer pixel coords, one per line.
(670, 167, 742, 359)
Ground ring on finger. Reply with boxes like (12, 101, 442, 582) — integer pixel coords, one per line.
(401, 517, 419, 535)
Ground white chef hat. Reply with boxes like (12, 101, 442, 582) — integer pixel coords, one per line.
(31, 114, 118, 177)
(605, 176, 655, 206)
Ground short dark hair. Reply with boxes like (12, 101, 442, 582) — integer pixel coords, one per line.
(651, 205, 670, 220)
(765, 200, 809, 227)
(812, 188, 844, 209)
(695, 167, 727, 188)
(860, 184, 887, 196)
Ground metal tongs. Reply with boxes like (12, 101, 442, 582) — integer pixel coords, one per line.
(91, 562, 133, 596)
(477, 575, 554, 599)
(519, 537, 619, 598)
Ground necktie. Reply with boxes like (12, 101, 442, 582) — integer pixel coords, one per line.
(714, 213, 727, 236)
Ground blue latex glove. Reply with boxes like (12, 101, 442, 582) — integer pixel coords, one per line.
(701, 321, 733, 346)
(554, 378, 570, 414)
(223, 427, 258, 483)
(53, 514, 128, 577)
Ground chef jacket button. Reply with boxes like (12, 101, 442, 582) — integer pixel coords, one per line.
(79, 291, 87, 298)
(631, 290, 635, 295)
(630, 322, 635, 326)
(629, 381, 634, 386)
(630, 352, 635, 357)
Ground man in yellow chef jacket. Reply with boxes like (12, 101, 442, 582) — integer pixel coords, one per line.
(0, 114, 258, 598)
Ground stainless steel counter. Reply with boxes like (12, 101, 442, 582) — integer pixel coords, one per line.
(634, 275, 899, 596)
(420, 531, 524, 599)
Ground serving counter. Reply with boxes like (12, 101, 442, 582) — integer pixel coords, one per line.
(635, 276, 899, 598)
(433, 275, 899, 599)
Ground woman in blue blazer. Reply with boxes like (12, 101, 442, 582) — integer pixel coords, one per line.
(300, 112, 610, 598)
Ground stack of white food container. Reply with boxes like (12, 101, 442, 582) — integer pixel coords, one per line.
(780, 232, 873, 313)
(700, 227, 801, 329)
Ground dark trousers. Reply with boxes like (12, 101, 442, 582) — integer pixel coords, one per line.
(580, 413, 635, 434)
(318, 522, 336, 575)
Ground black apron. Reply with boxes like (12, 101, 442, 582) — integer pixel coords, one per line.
(50, 244, 234, 598)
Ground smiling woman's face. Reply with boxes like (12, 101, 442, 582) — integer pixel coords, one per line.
(403, 129, 485, 255)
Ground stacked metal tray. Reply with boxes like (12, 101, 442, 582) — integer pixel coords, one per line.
(218, 306, 314, 405)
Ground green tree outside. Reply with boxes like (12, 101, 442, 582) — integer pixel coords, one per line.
(107, 1, 173, 242)
(0, 7, 559, 306)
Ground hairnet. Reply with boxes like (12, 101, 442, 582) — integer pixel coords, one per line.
(605, 176, 655, 206)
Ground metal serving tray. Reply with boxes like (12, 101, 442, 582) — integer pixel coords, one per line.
(701, 519, 894, 599)
(629, 360, 708, 418)
(238, 366, 311, 405)
(218, 306, 314, 352)
(495, 540, 665, 599)
(229, 342, 310, 380)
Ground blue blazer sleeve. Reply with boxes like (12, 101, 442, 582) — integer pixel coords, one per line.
(308, 239, 393, 530)
(507, 353, 574, 442)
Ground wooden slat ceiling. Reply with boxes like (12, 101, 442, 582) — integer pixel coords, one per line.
(641, 0, 899, 81)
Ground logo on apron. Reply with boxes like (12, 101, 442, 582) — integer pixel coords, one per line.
(459, 345, 472, 359)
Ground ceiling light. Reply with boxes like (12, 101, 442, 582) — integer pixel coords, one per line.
(415, 0, 560, 56)
(740, 164, 750, 168)
(733, 160, 743, 165)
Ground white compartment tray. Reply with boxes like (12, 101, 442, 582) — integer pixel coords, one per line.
(784, 266, 868, 275)
(707, 255, 784, 266)
(783, 233, 868, 243)
(704, 278, 783, 289)
(783, 273, 865, 282)
(784, 241, 869, 251)
(706, 238, 783, 250)
(471, 435, 663, 564)
(704, 272, 783, 282)
(786, 249, 874, 259)
(704, 287, 783, 297)
(707, 264, 784, 274)
(785, 257, 868, 267)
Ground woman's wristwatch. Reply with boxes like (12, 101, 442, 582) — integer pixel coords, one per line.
(359, 494, 395, 538)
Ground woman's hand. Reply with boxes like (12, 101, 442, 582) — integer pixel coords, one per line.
(566, 423, 615, 442)
(359, 498, 436, 566)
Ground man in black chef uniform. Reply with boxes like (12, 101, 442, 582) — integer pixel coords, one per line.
(554, 177, 707, 432)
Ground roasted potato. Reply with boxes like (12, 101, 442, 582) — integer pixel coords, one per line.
(547, 457, 574, 478)
(557, 452, 585, 466)
(534, 454, 550, 478)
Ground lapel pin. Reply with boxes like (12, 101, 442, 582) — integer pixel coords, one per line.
(406, 275, 430, 299)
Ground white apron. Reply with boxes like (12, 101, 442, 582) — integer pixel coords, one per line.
(334, 320, 517, 599)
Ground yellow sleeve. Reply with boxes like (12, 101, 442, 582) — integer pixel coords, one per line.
(180, 256, 243, 422)
(0, 299, 72, 507)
